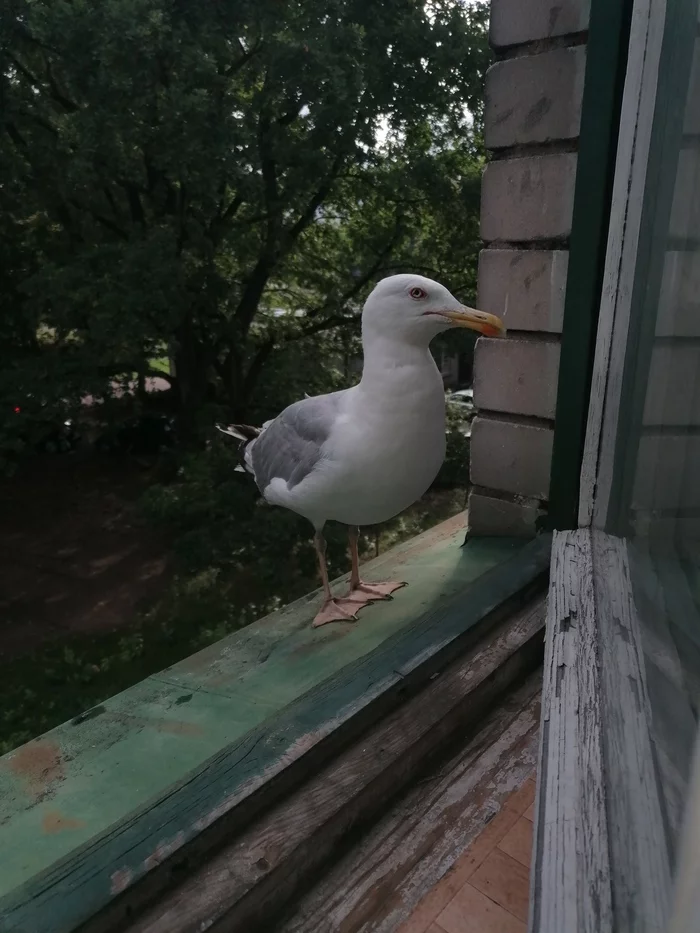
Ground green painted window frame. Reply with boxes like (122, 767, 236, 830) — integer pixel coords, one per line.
(546, 0, 635, 531)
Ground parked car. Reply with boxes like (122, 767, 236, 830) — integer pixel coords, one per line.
(445, 388, 475, 437)
(446, 388, 474, 411)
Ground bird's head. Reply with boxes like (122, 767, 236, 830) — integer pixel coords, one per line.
(362, 274, 505, 344)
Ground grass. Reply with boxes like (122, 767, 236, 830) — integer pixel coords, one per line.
(0, 486, 467, 755)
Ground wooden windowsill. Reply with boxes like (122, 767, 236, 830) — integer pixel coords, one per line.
(0, 515, 550, 933)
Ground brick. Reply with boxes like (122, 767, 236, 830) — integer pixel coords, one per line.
(643, 345, 700, 426)
(473, 336, 560, 419)
(467, 491, 543, 538)
(470, 416, 554, 499)
(481, 154, 577, 243)
(477, 249, 568, 333)
(490, 0, 590, 48)
(657, 251, 700, 337)
(484, 46, 585, 149)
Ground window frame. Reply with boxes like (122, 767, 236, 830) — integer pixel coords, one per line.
(533, 0, 700, 928)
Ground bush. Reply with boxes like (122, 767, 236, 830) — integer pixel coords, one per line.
(435, 406, 471, 488)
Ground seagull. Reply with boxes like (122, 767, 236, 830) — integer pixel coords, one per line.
(218, 274, 505, 627)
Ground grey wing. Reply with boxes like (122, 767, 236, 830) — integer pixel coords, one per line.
(250, 390, 346, 492)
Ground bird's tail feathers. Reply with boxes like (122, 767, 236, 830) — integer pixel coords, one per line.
(216, 423, 261, 442)
(215, 423, 260, 476)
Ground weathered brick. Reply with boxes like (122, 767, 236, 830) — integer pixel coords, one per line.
(470, 416, 554, 499)
(474, 336, 560, 419)
(657, 251, 700, 337)
(477, 249, 568, 333)
(490, 0, 590, 48)
(467, 490, 543, 537)
(484, 47, 586, 149)
(643, 345, 700, 426)
(481, 154, 577, 243)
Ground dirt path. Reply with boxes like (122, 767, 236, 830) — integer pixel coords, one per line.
(0, 454, 170, 663)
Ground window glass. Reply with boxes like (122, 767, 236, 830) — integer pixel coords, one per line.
(604, 0, 700, 861)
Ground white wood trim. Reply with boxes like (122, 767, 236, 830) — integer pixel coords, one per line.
(578, 0, 667, 527)
(591, 531, 672, 931)
(532, 530, 672, 932)
(529, 530, 612, 933)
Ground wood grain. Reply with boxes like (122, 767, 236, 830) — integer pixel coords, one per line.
(592, 531, 672, 929)
(0, 528, 549, 933)
(530, 530, 612, 933)
(278, 678, 541, 933)
(124, 596, 547, 933)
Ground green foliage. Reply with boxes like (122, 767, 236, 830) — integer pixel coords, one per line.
(0, 0, 488, 749)
(0, 479, 466, 754)
(1, 0, 490, 434)
(438, 406, 471, 488)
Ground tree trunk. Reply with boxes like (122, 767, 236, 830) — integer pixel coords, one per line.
(174, 316, 212, 446)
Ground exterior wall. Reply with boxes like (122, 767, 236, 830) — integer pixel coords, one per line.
(468, 0, 590, 536)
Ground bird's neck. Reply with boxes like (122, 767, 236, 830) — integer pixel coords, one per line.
(358, 333, 441, 396)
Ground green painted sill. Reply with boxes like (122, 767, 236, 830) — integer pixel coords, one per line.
(0, 514, 550, 933)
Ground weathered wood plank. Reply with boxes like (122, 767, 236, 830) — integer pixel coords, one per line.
(0, 516, 505, 897)
(0, 528, 551, 933)
(530, 529, 612, 933)
(592, 531, 672, 930)
(124, 596, 547, 933)
(276, 678, 541, 933)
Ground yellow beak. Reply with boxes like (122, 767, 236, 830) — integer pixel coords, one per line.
(436, 307, 506, 337)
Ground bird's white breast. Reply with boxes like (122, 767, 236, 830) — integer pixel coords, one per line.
(274, 356, 447, 527)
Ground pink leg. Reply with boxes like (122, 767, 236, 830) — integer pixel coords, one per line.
(344, 527, 407, 606)
(312, 530, 361, 627)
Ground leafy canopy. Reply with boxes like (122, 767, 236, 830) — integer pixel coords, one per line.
(2, 0, 489, 435)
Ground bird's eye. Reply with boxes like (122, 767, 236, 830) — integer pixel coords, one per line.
(409, 286, 427, 300)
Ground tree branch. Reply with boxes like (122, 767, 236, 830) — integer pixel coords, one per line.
(44, 58, 79, 113)
(242, 337, 275, 397)
(117, 181, 146, 228)
(67, 198, 128, 239)
(282, 152, 345, 249)
(224, 39, 262, 77)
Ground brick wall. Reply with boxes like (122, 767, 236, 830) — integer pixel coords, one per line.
(468, 0, 590, 537)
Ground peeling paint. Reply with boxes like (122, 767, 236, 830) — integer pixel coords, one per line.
(7, 740, 64, 798)
(143, 831, 186, 871)
(41, 810, 85, 834)
(110, 867, 133, 895)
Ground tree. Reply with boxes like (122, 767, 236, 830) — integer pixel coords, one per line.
(1, 0, 490, 438)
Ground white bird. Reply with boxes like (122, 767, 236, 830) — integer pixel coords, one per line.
(218, 274, 505, 627)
